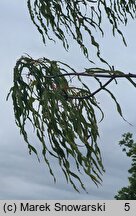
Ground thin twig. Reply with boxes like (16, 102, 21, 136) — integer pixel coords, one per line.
(67, 77, 115, 100)
(44, 72, 136, 79)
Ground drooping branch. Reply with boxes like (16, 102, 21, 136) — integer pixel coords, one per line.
(7, 55, 136, 191)
(16, 56, 136, 100)
(27, 0, 136, 63)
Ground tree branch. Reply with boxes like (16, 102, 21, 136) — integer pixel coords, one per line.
(51, 72, 136, 100)
(67, 77, 115, 100)
(44, 72, 136, 79)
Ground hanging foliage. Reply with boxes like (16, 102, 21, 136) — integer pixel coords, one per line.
(7, 55, 136, 191)
(8, 56, 105, 191)
(27, 0, 136, 61)
(7, 0, 136, 191)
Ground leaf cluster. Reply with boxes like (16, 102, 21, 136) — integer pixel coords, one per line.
(27, 0, 136, 62)
(8, 56, 108, 191)
(115, 133, 136, 200)
(8, 55, 136, 191)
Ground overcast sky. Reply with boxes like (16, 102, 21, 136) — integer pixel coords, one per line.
(1, 1, 136, 199)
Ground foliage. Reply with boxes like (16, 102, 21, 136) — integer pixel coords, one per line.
(115, 133, 136, 200)
(27, 0, 136, 62)
(8, 56, 136, 191)
(8, 56, 106, 191)
(8, 0, 136, 191)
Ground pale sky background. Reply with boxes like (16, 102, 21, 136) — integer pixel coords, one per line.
(0, 1, 136, 199)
